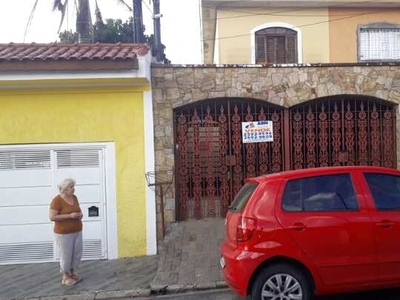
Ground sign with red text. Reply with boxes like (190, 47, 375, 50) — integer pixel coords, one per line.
(242, 121, 274, 143)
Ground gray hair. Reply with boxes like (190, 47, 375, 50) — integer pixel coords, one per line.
(58, 178, 76, 193)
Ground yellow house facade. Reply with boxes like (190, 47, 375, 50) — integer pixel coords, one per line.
(202, 0, 400, 64)
(0, 44, 157, 265)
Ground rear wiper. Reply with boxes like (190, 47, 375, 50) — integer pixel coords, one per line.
(228, 205, 237, 211)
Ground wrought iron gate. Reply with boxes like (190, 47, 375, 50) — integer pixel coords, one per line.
(174, 96, 396, 220)
(175, 99, 285, 220)
(289, 96, 396, 169)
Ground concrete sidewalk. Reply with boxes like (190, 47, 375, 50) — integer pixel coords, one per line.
(0, 218, 226, 300)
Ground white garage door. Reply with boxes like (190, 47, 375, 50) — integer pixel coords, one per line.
(0, 144, 109, 265)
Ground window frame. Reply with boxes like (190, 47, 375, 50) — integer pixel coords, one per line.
(357, 23, 400, 62)
(255, 27, 298, 64)
(250, 22, 303, 64)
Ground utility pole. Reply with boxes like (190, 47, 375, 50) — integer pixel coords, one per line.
(153, 0, 164, 61)
(133, 0, 144, 43)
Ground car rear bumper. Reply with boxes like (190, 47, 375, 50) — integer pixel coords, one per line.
(220, 242, 259, 296)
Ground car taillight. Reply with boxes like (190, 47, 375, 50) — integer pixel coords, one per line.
(236, 217, 257, 242)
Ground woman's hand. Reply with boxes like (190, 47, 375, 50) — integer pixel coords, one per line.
(70, 212, 82, 219)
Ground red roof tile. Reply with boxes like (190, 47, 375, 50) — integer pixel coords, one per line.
(0, 43, 150, 61)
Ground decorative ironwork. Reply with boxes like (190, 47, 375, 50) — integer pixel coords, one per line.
(191, 109, 202, 219)
(370, 104, 381, 166)
(292, 110, 303, 169)
(306, 107, 316, 168)
(204, 107, 216, 217)
(383, 108, 394, 168)
(318, 104, 329, 167)
(331, 103, 342, 166)
(357, 103, 368, 165)
(174, 99, 286, 220)
(174, 96, 396, 221)
(258, 108, 268, 174)
(245, 105, 256, 178)
(218, 106, 230, 216)
(232, 105, 243, 197)
(345, 103, 355, 166)
(177, 113, 188, 220)
(271, 112, 283, 172)
(289, 96, 396, 169)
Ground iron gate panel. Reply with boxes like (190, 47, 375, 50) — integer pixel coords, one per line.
(289, 96, 396, 169)
(174, 99, 285, 220)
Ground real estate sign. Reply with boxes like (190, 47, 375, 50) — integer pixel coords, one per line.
(242, 121, 274, 143)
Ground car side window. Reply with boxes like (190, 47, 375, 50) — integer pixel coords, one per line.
(282, 174, 358, 212)
(364, 173, 400, 211)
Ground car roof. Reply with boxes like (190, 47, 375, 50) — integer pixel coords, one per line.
(247, 166, 400, 183)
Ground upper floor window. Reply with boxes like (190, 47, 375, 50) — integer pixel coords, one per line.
(255, 27, 297, 64)
(358, 24, 400, 61)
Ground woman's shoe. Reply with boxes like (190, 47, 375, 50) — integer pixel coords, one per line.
(61, 278, 77, 285)
(70, 274, 82, 283)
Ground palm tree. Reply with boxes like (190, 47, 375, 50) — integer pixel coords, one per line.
(26, 0, 133, 43)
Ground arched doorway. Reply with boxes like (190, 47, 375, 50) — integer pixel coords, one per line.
(174, 98, 285, 220)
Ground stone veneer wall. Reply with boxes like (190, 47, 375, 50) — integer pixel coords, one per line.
(151, 64, 400, 234)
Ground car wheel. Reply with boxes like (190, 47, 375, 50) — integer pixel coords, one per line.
(251, 263, 311, 300)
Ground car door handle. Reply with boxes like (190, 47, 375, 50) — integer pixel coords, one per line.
(376, 221, 394, 229)
(288, 223, 307, 231)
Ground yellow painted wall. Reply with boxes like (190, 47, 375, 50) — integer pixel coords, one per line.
(0, 85, 147, 257)
(329, 8, 400, 62)
(216, 8, 330, 64)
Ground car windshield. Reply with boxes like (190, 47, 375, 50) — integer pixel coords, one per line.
(229, 183, 258, 212)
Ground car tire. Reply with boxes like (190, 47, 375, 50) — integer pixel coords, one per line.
(251, 263, 311, 300)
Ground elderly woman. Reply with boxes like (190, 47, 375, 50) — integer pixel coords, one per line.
(49, 178, 83, 286)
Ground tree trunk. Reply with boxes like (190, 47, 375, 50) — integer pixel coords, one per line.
(76, 0, 93, 43)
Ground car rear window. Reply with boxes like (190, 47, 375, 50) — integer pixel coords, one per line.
(282, 173, 358, 212)
(229, 183, 258, 212)
(364, 173, 400, 210)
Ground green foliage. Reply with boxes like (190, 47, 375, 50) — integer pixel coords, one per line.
(94, 18, 134, 43)
(58, 17, 170, 64)
(58, 30, 79, 43)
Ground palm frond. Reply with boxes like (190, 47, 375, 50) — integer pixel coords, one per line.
(53, 0, 69, 33)
(114, 0, 132, 12)
(24, 0, 40, 42)
(53, 0, 63, 11)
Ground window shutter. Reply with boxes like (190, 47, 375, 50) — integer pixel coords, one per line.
(256, 36, 266, 63)
(266, 37, 276, 63)
(276, 36, 286, 63)
(287, 35, 297, 63)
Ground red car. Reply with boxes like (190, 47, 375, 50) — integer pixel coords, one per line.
(220, 166, 400, 300)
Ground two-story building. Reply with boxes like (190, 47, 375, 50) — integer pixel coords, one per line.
(201, 0, 400, 64)
(150, 1, 400, 225)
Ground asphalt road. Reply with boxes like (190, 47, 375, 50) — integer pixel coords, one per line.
(133, 287, 400, 300)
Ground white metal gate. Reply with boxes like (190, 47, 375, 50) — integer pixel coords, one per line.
(0, 144, 109, 265)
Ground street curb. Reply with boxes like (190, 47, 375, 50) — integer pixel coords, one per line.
(151, 281, 228, 295)
(21, 281, 228, 300)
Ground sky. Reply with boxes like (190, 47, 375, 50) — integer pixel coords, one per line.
(0, 0, 202, 64)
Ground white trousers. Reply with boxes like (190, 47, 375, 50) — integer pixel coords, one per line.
(55, 231, 83, 273)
